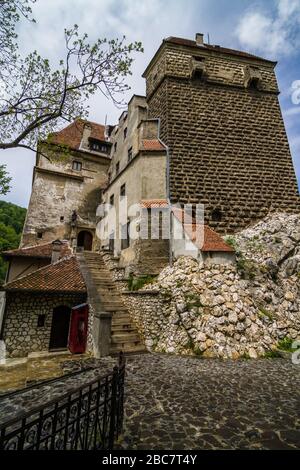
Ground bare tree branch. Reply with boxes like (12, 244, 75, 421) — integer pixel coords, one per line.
(0, 2, 143, 152)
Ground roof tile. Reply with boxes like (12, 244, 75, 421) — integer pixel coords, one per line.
(4, 256, 86, 293)
(2, 241, 72, 260)
(141, 139, 165, 151)
(48, 119, 106, 151)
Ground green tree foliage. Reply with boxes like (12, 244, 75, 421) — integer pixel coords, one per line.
(0, 164, 11, 195)
(0, 0, 143, 153)
(0, 200, 26, 283)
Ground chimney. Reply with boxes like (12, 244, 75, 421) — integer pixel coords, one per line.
(195, 33, 204, 46)
(51, 239, 63, 264)
(80, 123, 92, 150)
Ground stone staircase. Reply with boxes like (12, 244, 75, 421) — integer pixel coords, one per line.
(77, 251, 146, 355)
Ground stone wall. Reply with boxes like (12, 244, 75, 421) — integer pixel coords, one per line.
(146, 43, 300, 233)
(2, 292, 86, 358)
(22, 143, 110, 247)
(121, 213, 300, 359)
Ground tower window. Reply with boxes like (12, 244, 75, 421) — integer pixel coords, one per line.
(248, 78, 260, 90)
(128, 147, 133, 163)
(37, 232, 43, 239)
(116, 162, 120, 175)
(60, 216, 64, 222)
(110, 194, 114, 206)
(123, 128, 127, 140)
(120, 183, 126, 198)
(72, 161, 82, 171)
(114, 142, 117, 152)
(211, 209, 222, 222)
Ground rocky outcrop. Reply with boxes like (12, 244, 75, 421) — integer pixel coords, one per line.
(125, 213, 300, 358)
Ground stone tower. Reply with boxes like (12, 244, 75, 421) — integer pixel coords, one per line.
(143, 34, 300, 233)
(21, 119, 111, 249)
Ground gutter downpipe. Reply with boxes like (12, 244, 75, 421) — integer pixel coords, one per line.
(157, 118, 173, 267)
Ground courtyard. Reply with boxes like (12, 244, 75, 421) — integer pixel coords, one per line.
(0, 353, 299, 450)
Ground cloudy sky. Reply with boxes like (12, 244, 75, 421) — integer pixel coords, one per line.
(1, 0, 300, 208)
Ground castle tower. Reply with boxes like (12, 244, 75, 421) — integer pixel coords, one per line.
(21, 119, 111, 249)
(143, 34, 300, 233)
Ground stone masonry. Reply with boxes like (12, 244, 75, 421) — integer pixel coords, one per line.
(2, 292, 86, 357)
(144, 37, 300, 233)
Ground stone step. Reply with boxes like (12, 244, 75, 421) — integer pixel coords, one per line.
(111, 324, 136, 333)
(109, 343, 146, 355)
(111, 332, 141, 343)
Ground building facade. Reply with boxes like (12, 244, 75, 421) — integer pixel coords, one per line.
(21, 119, 112, 250)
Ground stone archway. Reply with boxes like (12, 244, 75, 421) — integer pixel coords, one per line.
(77, 230, 93, 251)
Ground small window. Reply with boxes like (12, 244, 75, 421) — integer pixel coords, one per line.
(116, 162, 120, 175)
(110, 194, 114, 206)
(248, 78, 260, 90)
(193, 56, 205, 62)
(37, 232, 43, 239)
(212, 209, 222, 222)
(120, 183, 126, 198)
(37, 314, 46, 327)
(60, 216, 64, 222)
(128, 147, 133, 163)
(89, 140, 108, 153)
(121, 221, 130, 250)
(114, 142, 117, 152)
(72, 161, 82, 171)
(123, 128, 127, 140)
(193, 69, 204, 80)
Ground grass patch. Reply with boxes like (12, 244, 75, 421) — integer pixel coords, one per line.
(264, 350, 282, 358)
(127, 274, 157, 291)
(258, 308, 273, 321)
(277, 337, 294, 352)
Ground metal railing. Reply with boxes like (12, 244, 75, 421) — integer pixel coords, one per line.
(0, 353, 125, 450)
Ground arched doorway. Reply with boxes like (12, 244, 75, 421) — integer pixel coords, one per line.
(77, 230, 93, 251)
(49, 305, 71, 350)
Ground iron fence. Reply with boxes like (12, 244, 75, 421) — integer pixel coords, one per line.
(0, 353, 125, 450)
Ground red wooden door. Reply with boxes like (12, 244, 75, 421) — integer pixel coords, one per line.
(68, 303, 89, 354)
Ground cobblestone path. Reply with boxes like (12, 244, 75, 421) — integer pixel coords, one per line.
(120, 354, 300, 450)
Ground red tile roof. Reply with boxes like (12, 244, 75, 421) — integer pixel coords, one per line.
(140, 199, 169, 208)
(141, 139, 166, 151)
(47, 119, 106, 151)
(172, 208, 234, 252)
(2, 241, 72, 260)
(4, 256, 86, 293)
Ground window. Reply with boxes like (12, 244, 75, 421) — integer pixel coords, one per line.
(193, 55, 205, 62)
(211, 209, 222, 222)
(37, 232, 43, 239)
(72, 161, 82, 171)
(114, 142, 117, 152)
(123, 127, 127, 140)
(110, 194, 114, 206)
(90, 139, 108, 153)
(116, 162, 120, 175)
(121, 221, 130, 250)
(120, 183, 126, 198)
(37, 314, 46, 327)
(248, 78, 260, 90)
(128, 147, 133, 163)
(60, 216, 64, 222)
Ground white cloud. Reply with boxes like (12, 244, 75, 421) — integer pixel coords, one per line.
(235, 0, 300, 58)
(283, 106, 300, 116)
